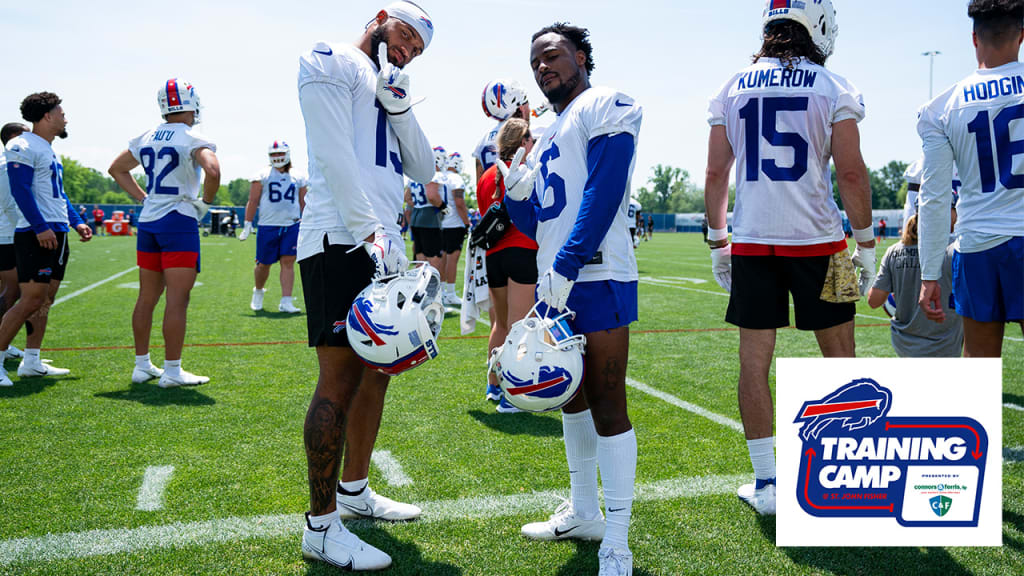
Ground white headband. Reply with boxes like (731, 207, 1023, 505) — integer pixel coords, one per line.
(384, 1, 433, 51)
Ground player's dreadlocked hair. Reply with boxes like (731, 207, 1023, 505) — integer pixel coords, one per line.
(532, 22, 595, 75)
(20, 92, 62, 124)
(968, 0, 1024, 44)
(754, 20, 827, 68)
(0, 123, 27, 145)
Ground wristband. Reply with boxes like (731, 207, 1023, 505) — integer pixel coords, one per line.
(853, 226, 874, 243)
(708, 227, 729, 242)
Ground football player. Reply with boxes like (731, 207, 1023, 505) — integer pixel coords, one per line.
(240, 140, 308, 314)
(295, 1, 435, 570)
(0, 123, 28, 363)
(473, 79, 531, 183)
(108, 79, 220, 388)
(627, 197, 641, 247)
(917, 0, 1024, 356)
(406, 148, 448, 274)
(440, 151, 469, 306)
(501, 22, 642, 576)
(704, 0, 874, 515)
(0, 93, 91, 387)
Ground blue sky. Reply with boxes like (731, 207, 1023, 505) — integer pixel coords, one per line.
(0, 0, 981, 193)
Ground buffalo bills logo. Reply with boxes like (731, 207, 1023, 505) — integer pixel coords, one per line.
(387, 85, 407, 99)
(491, 83, 506, 108)
(332, 320, 346, 334)
(794, 378, 891, 441)
(39, 268, 53, 276)
(419, 16, 433, 31)
(503, 366, 572, 399)
(347, 298, 398, 346)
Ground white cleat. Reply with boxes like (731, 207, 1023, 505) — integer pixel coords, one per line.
(0, 365, 11, 387)
(337, 484, 421, 521)
(302, 513, 392, 571)
(442, 293, 460, 307)
(17, 361, 70, 377)
(250, 287, 265, 311)
(737, 478, 776, 515)
(278, 300, 301, 314)
(158, 370, 209, 388)
(598, 546, 633, 576)
(132, 363, 164, 384)
(521, 500, 605, 541)
(4, 345, 23, 359)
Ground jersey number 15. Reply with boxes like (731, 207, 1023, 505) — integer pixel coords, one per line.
(738, 96, 809, 183)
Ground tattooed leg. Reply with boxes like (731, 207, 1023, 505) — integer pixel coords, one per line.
(580, 326, 631, 437)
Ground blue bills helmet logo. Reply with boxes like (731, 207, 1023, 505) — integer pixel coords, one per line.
(347, 298, 399, 345)
(795, 378, 891, 441)
(502, 366, 572, 399)
(332, 320, 346, 334)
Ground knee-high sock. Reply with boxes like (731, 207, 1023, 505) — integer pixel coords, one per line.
(562, 409, 600, 519)
(598, 427, 637, 551)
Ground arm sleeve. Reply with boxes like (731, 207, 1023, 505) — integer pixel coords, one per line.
(388, 109, 434, 184)
(66, 194, 84, 227)
(7, 163, 47, 233)
(916, 102, 954, 281)
(552, 133, 636, 280)
(298, 80, 381, 242)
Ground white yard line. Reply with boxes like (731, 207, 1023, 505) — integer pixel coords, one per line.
(52, 266, 138, 307)
(626, 377, 744, 433)
(1006, 403, 1024, 412)
(0, 473, 747, 565)
(370, 450, 413, 487)
(135, 466, 175, 512)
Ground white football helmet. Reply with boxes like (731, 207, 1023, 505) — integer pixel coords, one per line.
(347, 263, 444, 376)
(488, 304, 586, 412)
(762, 0, 838, 57)
(268, 141, 290, 168)
(481, 79, 529, 121)
(158, 79, 202, 124)
(433, 146, 448, 171)
(447, 152, 463, 173)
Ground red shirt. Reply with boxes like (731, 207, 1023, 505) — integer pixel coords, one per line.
(476, 164, 538, 256)
(92, 209, 104, 223)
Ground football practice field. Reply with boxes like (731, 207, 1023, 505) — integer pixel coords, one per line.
(0, 232, 1021, 576)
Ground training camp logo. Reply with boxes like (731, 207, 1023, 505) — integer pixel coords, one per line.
(793, 378, 988, 527)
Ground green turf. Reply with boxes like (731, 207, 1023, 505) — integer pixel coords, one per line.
(0, 232, 1021, 575)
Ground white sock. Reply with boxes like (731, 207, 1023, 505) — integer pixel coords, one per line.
(25, 348, 40, 363)
(339, 478, 368, 496)
(598, 428, 637, 551)
(135, 353, 151, 369)
(280, 296, 292, 305)
(747, 437, 776, 482)
(562, 409, 600, 520)
(164, 359, 182, 378)
(307, 509, 339, 529)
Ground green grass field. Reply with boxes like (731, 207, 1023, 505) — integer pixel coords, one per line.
(0, 232, 1021, 575)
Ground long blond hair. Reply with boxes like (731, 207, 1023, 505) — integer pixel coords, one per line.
(901, 214, 919, 246)
(493, 118, 531, 199)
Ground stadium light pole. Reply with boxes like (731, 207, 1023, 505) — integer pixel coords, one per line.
(923, 51, 941, 99)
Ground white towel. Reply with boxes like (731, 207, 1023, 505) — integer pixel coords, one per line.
(460, 245, 490, 335)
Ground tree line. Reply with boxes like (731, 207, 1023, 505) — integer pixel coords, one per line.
(634, 160, 911, 214)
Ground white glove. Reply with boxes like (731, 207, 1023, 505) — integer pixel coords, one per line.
(851, 244, 876, 296)
(191, 198, 211, 221)
(495, 147, 542, 201)
(375, 43, 412, 115)
(438, 202, 452, 217)
(239, 221, 253, 241)
(363, 231, 408, 279)
(710, 244, 732, 292)
(537, 268, 574, 311)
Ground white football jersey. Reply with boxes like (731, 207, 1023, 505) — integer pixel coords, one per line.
(473, 121, 501, 173)
(917, 61, 1024, 256)
(441, 171, 465, 229)
(0, 154, 19, 243)
(298, 42, 421, 259)
(530, 86, 641, 283)
(128, 122, 216, 223)
(407, 177, 431, 210)
(252, 167, 306, 227)
(709, 57, 865, 246)
(5, 133, 69, 230)
(627, 199, 641, 226)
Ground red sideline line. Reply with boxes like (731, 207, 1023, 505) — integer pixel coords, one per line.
(38, 324, 893, 353)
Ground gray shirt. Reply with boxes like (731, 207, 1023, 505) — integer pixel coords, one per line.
(410, 206, 441, 229)
(872, 242, 963, 357)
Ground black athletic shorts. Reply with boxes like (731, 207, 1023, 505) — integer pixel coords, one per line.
(0, 243, 16, 272)
(486, 247, 538, 288)
(411, 227, 443, 258)
(299, 236, 375, 347)
(15, 230, 69, 283)
(442, 227, 467, 254)
(726, 253, 855, 331)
